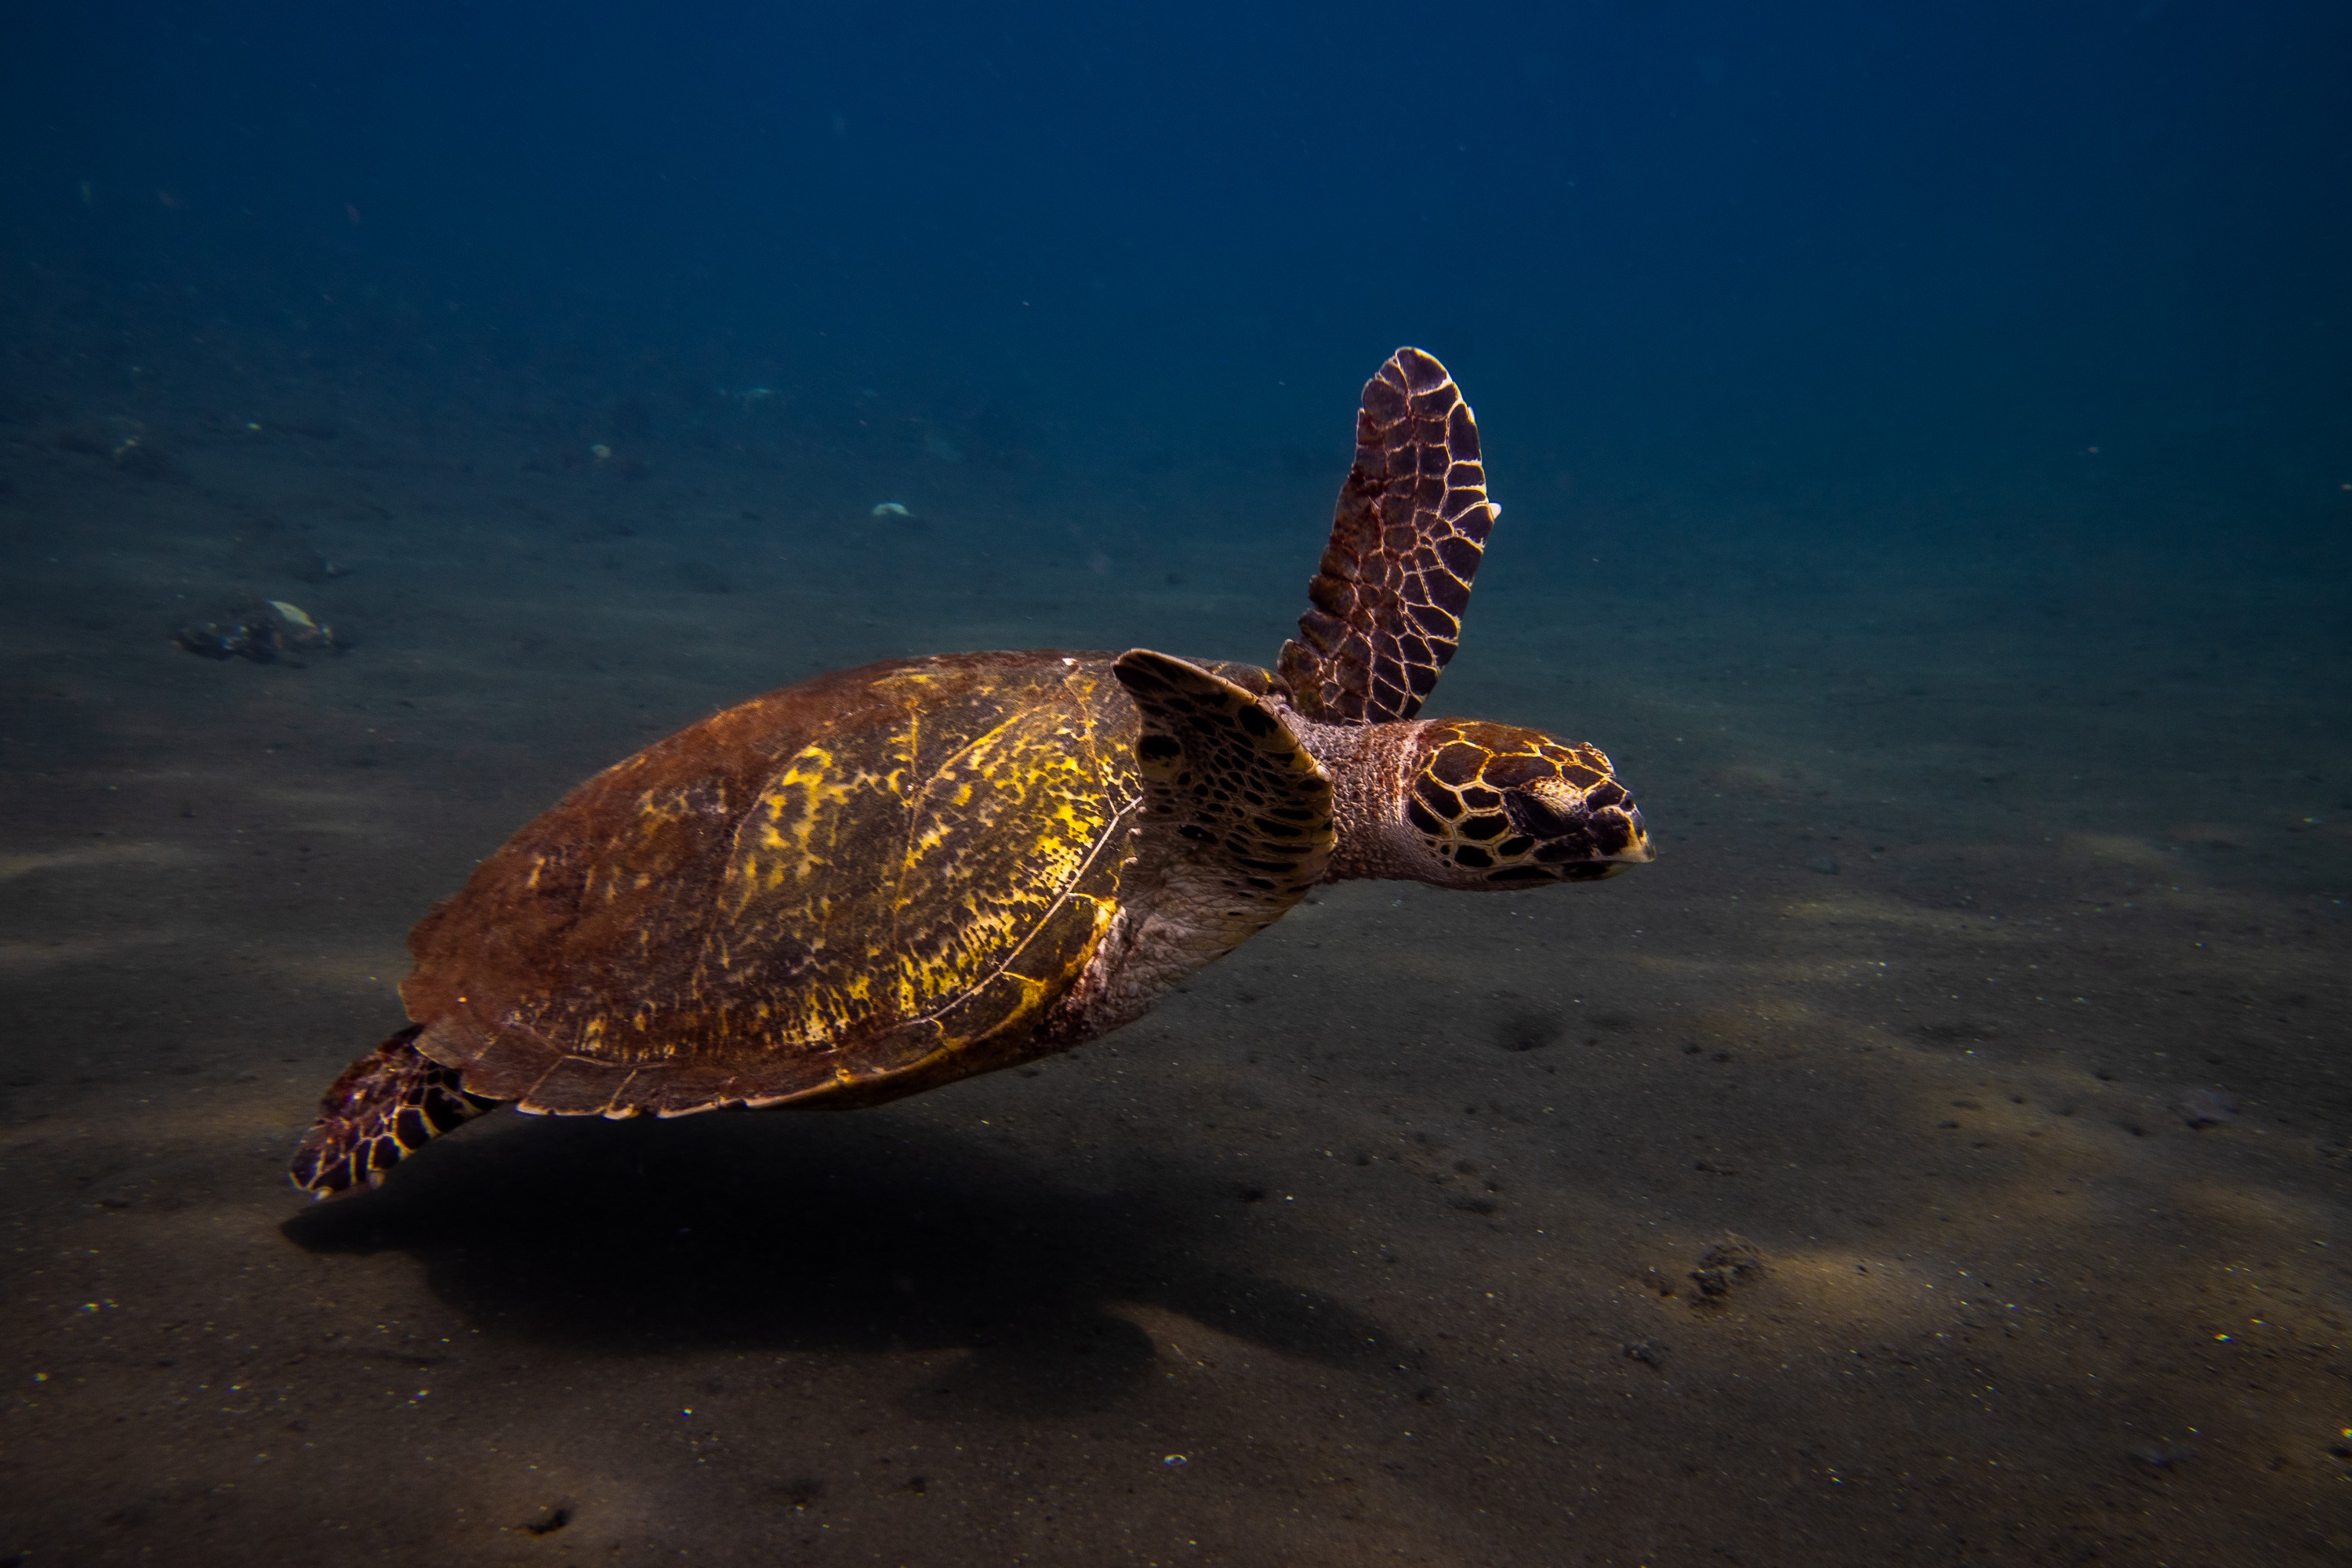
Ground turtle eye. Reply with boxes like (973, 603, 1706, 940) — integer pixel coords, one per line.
(1504, 786, 1580, 840)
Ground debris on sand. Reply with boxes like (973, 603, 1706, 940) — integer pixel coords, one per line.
(172, 599, 345, 664)
(1689, 1238, 1766, 1305)
(2178, 1087, 2239, 1129)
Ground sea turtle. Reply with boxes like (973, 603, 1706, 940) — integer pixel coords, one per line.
(291, 348, 1653, 1197)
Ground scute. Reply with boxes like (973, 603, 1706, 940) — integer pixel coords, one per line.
(717, 662, 1127, 1047)
(401, 652, 1146, 1115)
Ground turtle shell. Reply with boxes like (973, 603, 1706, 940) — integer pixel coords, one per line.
(401, 650, 1167, 1116)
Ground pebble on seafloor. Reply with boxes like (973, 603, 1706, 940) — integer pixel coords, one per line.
(172, 598, 344, 664)
(2178, 1087, 2239, 1129)
(1688, 1238, 1766, 1305)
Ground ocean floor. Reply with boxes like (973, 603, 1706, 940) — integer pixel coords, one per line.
(2, 357, 2347, 1566)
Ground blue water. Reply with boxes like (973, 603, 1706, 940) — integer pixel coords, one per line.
(17, 3, 2348, 519)
(3, 5, 2347, 1563)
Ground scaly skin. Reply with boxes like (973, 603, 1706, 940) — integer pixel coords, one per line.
(1290, 711, 1651, 888)
(1040, 690, 1655, 1047)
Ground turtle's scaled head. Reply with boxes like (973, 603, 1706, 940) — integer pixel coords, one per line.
(1396, 720, 1652, 889)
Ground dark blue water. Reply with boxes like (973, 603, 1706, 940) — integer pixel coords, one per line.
(3, 5, 2347, 1563)
(16, 2, 2347, 518)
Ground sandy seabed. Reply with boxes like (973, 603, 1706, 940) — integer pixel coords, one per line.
(2, 347, 2347, 1566)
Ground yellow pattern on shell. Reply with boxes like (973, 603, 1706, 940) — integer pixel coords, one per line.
(395, 652, 1156, 1116)
(711, 661, 1136, 1057)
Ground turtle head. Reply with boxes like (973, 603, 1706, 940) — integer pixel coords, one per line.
(1395, 720, 1652, 888)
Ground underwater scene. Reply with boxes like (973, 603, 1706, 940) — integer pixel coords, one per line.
(2, 3, 2347, 1563)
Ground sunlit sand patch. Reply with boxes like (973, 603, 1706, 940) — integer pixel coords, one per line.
(1624, 943, 1987, 994)
(0, 841, 200, 882)
(1866, 1057, 2279, 1207)
(416, 1441, 662, 1555)
(1109, 1299, 1242, 1364)
(1661, 999, 1869, 1052)
(1710, 759, 1836, 797)
(1628, 952, 1884, 988)
(1776, 891, 2013, 935)
(227, 782, 406, 832)
(2063, 832, 2176, 869)
(1740, 993, 1853, 1032)
(2161, 822, 2254, 849)
(230, 781, 387, 811)
(1705, 1240, 1961, 1331)
(0, 1082, 309, 1161)
(1914, 1158, 2343, 1327)
(0, 931, 189, 975)
(251, 946, 410, 992)
(2161, 1174, 2339, 1248)
(1711, 886, 2042, 946)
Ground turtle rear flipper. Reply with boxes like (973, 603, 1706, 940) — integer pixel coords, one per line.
(289, 1025, 496, 1198)
(1277, 347, 1500, 724)
(1097, 651, 1334, 1008)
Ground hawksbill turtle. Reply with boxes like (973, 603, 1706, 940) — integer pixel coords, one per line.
(292, 347, 1653, 1196)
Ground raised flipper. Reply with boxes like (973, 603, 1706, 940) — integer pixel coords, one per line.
(1276, 347, 1501, 724)
(1092, 650, 1334, 1011)
(289, 1025, 498, 1198)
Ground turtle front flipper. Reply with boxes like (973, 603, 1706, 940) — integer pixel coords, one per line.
(1277, 347, 1501, 724)
(289, 1025, 497, 1198)
(1087, 651, 1334, 1017)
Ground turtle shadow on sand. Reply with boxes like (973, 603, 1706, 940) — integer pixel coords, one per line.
(281, 1108, 1411, 1411)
